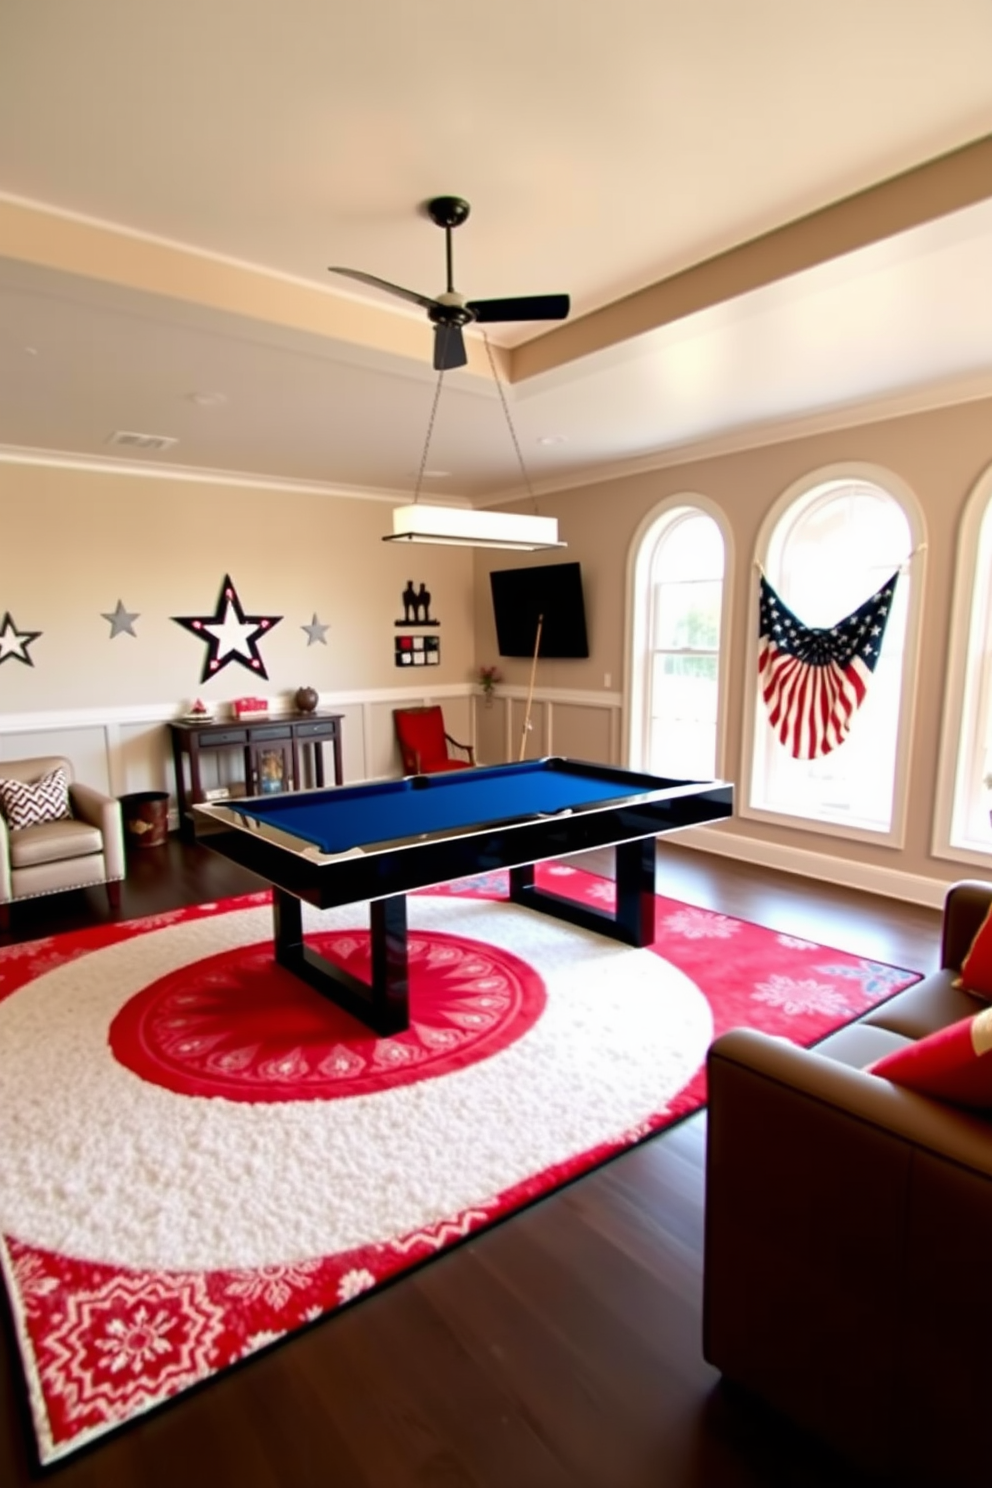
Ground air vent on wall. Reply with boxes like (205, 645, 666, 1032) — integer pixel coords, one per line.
(107, 430, 178, 452)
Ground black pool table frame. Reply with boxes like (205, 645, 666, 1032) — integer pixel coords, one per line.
(193, 759, 733, 1035)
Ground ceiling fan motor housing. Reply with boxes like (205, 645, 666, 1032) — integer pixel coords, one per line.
(424, 196, 471, 229)
(330, 193, 568, 370)
(429, 291, 475, 328)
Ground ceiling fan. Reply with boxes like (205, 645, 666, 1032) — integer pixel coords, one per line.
(329, 195, 570, 372)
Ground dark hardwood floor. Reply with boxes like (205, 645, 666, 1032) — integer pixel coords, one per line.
(0, 838, 945, 1487)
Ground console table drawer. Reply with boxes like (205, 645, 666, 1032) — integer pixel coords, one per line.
(200, 729, 248, 747)
(294, 719, 340, 739)
(246, 724, 293, 742)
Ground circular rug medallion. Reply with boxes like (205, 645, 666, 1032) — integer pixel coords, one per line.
(109, 929, 546, 1101)
(0, 896, 712, 1271)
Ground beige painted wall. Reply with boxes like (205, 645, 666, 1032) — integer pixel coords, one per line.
(4, 394, 992, 898)
(475, 395, 992, 891)
(0, 464, 475, 712)
(0, 464, 477, 793)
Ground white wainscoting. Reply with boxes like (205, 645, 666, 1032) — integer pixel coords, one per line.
(0, 684, 626, 810)
(473, 685, 624, 766)
(0, 683, 956, 906)
(0, 684, 489, 823)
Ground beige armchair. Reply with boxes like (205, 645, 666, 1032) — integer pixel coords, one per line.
(0, 755, 125, 930)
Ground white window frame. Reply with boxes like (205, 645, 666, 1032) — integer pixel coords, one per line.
(932, 457, 992, 868)
(623, 494, 734, 778)
(739, 462, 926, 848)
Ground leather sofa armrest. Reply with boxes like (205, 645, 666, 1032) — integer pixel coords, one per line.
(69, 783, 126, 881)
(707, 1027, 992, 1173)
(0, 813, 11, 901)
(704, 1028, 992, 1486)
(942, 879, 992, 970)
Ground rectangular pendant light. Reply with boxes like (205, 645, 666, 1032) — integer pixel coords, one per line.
(383, 503, 565, 550)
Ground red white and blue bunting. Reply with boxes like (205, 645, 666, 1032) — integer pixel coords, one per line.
(757, 571, 898, 760)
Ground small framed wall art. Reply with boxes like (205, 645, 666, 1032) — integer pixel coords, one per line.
(395, 634, 440, 667)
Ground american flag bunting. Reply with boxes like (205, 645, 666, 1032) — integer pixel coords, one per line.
(757, 572, 899, 760)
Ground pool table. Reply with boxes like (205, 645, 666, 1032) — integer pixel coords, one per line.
(193, 757, 733, 1034)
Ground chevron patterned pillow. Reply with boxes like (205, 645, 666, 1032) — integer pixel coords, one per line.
(0, 768, 72, 831)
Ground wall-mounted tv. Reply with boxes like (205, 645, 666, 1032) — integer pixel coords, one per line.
(489, 561, 589, 659)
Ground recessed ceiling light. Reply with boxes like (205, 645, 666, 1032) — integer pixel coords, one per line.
(537, 434, 567, 446)
(406, 468, 450, 479)
(187, 391, 228, 407)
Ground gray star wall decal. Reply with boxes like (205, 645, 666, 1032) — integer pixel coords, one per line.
(102, 600, 140, 638)
(302, 613, 329, 646)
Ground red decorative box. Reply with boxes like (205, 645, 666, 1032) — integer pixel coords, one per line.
(232, 696, 269, 719)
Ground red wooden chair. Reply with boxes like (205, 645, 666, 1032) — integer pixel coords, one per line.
(393, 707, 476, 775)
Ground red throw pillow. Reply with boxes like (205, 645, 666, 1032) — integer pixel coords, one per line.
(957, 907, 992, 998)
(869, 1007, 992, 1109)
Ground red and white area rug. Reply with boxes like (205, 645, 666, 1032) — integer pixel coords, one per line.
(0, 865, 921, 1464)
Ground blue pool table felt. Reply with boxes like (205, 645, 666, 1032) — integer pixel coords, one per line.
(230, 762, 654, 855)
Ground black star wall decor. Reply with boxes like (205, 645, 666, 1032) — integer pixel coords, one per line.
(0, 611, 41, 666)
(172, 575, 283, 684)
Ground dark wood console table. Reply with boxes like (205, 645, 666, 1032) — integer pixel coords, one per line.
(170, 712, 343, 840)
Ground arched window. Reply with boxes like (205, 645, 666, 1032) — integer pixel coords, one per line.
(745, 470, 923, 841)
(933, 459, 992, 866)
(626, 501, 729, 780)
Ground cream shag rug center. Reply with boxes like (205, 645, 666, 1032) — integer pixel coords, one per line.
(0, 870, 920, 1463)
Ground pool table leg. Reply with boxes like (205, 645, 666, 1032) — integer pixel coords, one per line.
(508, 837, 657, 947)
(272, 888, 410, 1034)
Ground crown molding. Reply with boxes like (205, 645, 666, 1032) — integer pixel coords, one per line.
(478, 370, 992, 507)
(0, 444, 476, 506)
(3, 369, 991, 512)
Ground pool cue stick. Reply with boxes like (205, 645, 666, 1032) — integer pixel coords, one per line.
(518, 613, 543, 761)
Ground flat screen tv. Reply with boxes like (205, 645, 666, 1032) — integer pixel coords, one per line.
(489, 561, 589, 659)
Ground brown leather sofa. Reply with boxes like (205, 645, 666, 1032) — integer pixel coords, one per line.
(703, 879, 992, 1488)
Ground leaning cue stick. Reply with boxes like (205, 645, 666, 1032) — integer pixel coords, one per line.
(518, 613, 544, 761)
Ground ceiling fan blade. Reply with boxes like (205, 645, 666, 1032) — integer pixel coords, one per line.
(328, 266, 437, 312)
(434, 323, 467, 371)
(466, 294, 570, 324)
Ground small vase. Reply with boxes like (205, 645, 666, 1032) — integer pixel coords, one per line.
(483, 690, 494, 709)
(295, 686, 319, 714)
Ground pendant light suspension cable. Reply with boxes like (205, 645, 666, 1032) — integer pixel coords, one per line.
(410, 363, 447, 506)
(385, 325, 564, 549)
(481, 330, 538, 514)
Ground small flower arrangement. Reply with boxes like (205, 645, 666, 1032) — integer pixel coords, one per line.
(478, 664, 502, 695)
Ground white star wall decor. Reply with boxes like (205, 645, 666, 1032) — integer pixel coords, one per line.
(172, 576, 282, 683)
(0, 611, 42, 666)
